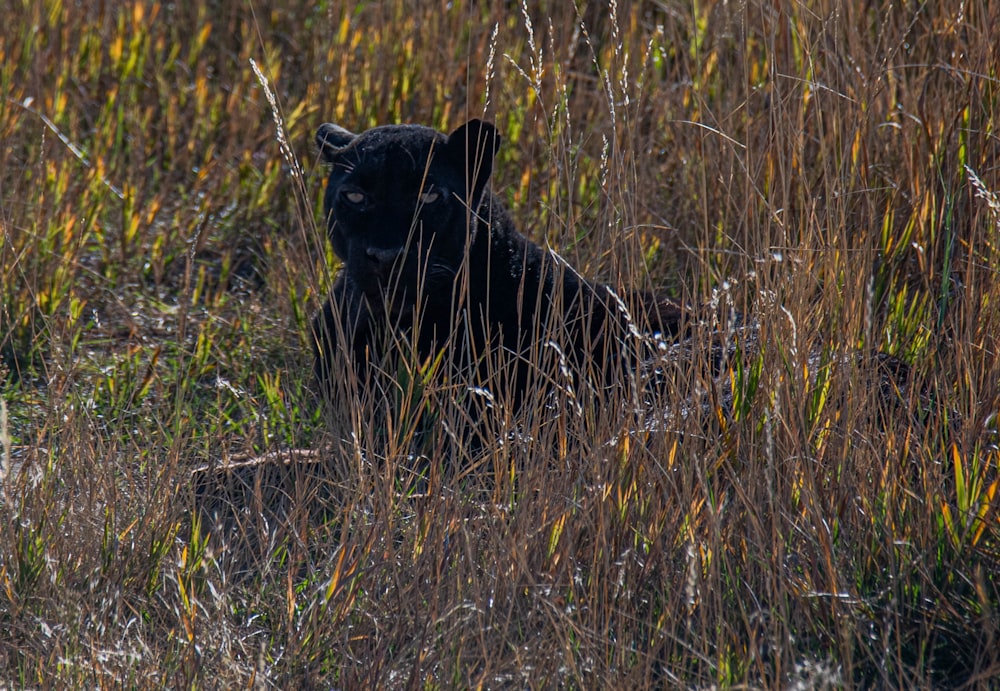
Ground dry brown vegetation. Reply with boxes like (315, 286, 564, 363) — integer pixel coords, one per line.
(1, 0, 999, 688)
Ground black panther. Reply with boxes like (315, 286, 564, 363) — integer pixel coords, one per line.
(311, 119, 686, 429)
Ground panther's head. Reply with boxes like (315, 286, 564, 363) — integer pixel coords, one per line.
(316, 119, 500, 320)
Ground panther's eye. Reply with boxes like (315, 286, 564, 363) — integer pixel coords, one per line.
(419, 189, 440, 204)
(341, 189, 366, 205)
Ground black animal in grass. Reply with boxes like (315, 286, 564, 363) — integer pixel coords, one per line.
(311, 119, 688, 432)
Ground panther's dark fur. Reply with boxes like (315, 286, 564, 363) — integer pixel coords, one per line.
(311, 119, 684, 419)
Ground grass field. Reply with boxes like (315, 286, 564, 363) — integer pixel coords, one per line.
(2, 0, 999, 687)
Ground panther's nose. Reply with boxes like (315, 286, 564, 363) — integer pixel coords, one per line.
(366, 246, 403, 273)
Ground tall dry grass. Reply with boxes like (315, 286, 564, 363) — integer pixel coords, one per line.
(1, 0, 998, 687)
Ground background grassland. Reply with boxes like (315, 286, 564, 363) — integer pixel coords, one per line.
(1, 0, 999, 687)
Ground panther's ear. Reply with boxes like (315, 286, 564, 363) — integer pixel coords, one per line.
(445, 119, 501, 203)
(316, 123, 357, 162)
